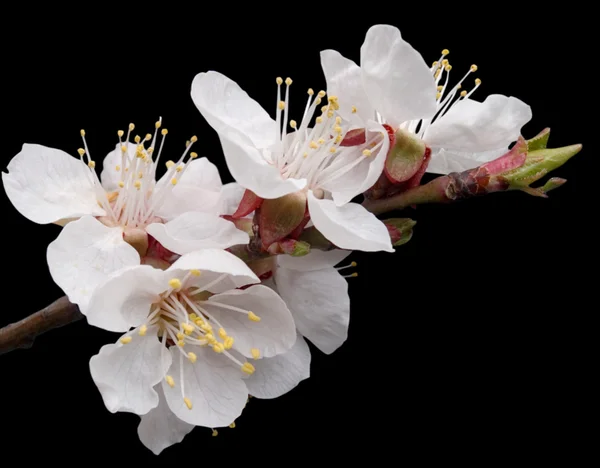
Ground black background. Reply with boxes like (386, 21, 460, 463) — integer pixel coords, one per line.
(1, 6, 593, 464)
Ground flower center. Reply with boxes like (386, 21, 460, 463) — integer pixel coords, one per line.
(120, 270, 261, 411)
(78, 119, 199, 229)
(269, 77, 386, 191)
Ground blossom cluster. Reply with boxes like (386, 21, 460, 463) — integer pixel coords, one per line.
(2, 25, 534, 454)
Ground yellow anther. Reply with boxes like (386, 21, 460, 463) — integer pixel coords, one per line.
(118, 181, 125, 188)
(445, 65, 452, 72)
(171, 178, 178, 186)
(121, 145, 127, 153)
(213, 342, 225, 353)
(177, 339, 185, 347)
(470, 64, 478, 72)
(475, 78, 482, 86)
(285, 77, 293, 86)
(321, 105, 328, 114)
(241, 362, 256, 375)
(229, 422, 236, 429)
(248, 311, 261, 322)
(77, 148, 85, 156)
(351, 261, 357, 267)
(442, 48, 449, 55)
(129, 123, 135, 131)
(434, 70, 441, 79)
(134, 135, 141, 143)
(212, 429, 218, 437)
(205, 333, 216, 344)
(165, 375, 175, 387)
(189, 313, 197, 321)
(432, 61, 439, 67)
(120, 336, 132, 344)
(327, 111, 334, 118)
(318, 138, 325, 145)
(117, 130, 124, 138)
(115, 165, 121, 171)
(190, 269, 201, 277)
(290, 120, 297, 129)
(303, 152, 308, 158)
(329, 147, 337, 154)
(144, 133, 151, 141)
(350, 272, 358, 277)
(308, 88, 314, 95)
(190, 135, 198, 143)
(190, 152, 198, 159)
(176, 332, 185, 340)
(309, 141, 318, 149)
(165, 161, 175, 169)
(278, 101, 286, 110)
(335, 135, 342, 143)
(161, 128, 168, 136)
(436, 92, 442, 100)
(328, 95, 338, 102)
(169, 278, 182, 289)
(154, 120, 162, 129)
(334, 125, 342, 134)
(182, 323, 195, 334)
(460, 90, 467, 97)
(437, 85, 443, 91)
(218, 328, 228, 339)
(137, 172, 143, 179)
(315, 98, 322, 105)
(201, 323, 213, 332)
(457, 84, 462, 89)
(176, 165, 184, 172)
(187, 352, 197, 363)
(195, 318, 204, 327)
(351, 106, 357, 114)
(335, 116, 342, 124)
(80, 129, 86, 137)
(139, 325, 148, 336)
(362, 149, 372, 157)
(251, 348, 260, 359)
(184, 397, 192, 410)
(316, 116, 323, 124)
(88, 160, 96, 169)
(317, 90, 326, 98)
(276, 77, 283, 85)
(134, 180, 142, 190)
(224, 336, 234, 350)
(147, 147, 154, 155)
(442, 59, 448, 66)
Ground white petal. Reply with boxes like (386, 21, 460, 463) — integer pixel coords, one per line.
(100, 142, 136, 192)
(162, 347, 247, 428)
(321, 120, 389, 205)
(218, 134, 306, 199)
(138, 385, 194, 455)
(277, 248, 352, 272)
(2, 143, 105, 224)
(89, 326, 171, 415)
(219, 182, 246, 216)
(46, 216, 140, 316)
(275, 266, 349, 354)
(424, 95, 533, 153)
(154, 186, 222, 221)
(426, 147, 509, 174)
(320, 49, 374, 122)
(167, 249, 259, 293)
(157, 157, 222, 193)
(85, 265, 168, 332)
(146, 212, 249, 255)
(191, 71, 276, 149)
(245, 334, 311, 399)
(360, 24, 437, 125)
(307, 191, 393, 253)
(204, 285, 296, 359)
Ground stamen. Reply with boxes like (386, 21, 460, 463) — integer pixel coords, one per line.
(120, 336, 132, 344)
(165, 375, 175, 387)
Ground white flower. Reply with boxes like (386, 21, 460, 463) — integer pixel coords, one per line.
(191, 72, 393, 253)
(320, 24, 532, 175)
(86, 248, 299, 454)
(3, 120, 248, 313)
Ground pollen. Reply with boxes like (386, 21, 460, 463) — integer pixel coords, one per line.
(77, 148, 85, 156)
(190, 135, 198, 143)
(309, 141, 318, 149)
(442, 48, 449, 55)
(171, 178, 178, 186)
(118, 181, 125, 188)
(436, 92, 442, 100)
(190, 269, 201, 276)
(445, 65, 452, 71)
(335, 135, 342, 143)
(129, 123, 135, 131)
(205, 333, 216, 345)
(184, 397, 193, 410)
(187, 352, 197, 363)
(161, 129, 168, 136)
(334, 125, 342, 134)
(335, 116, 342, 124)
(241, 362, 256, 375)
(165, 375, 175, 387)
(229, 422, 236, 429)
(285, 77, 293, 86)
(308, 88, 314, 95)
(88, 161, 96, 168)
(117, 130, 124, 138)
(201, 322, 213, 332)
(134, 135, 141, 143)
(169, 278, 182, 289)
(351, 106, 357, 113)
(212, 429, 218, 437)
(134, 180, 142, 190)
(290, 120, 297, 129)
(218, 328, 228, 339)
(120, 336, 132, 344)
(278, 101, 286, 110)
(318, 138, 325, 145)
(362, 149, 372, 157)
(80, 129, 86, 137)
(317, 90, 326, 98)
(176, 165, 184, 172)
(177, 339, 185, 347)
(224, 336, 234, 349)
(475, 78, 482, 86)
(315, 98, 322, 105)
(213, 342, 225, 353)
(351, 261, 357, 267)
(316, 116, 323, 124)
(276, 77, 283, 85)
(182, 323, 195, 334)
(165, 160, 175, 169)
(460, 90, 467, 97)
(442, 59, 448, 66)
(329, 147, 336, 154)
(437, 85, 443, 91)
(190, 152, 198, 159)
(139, 325, 148, 336)
(144, 133, 152, 141)
(248, 311, 261, 322)
(470, 64, 478, 72)
(115, 165, 121, 171)
(251, 348, 260, 359)
(121, 145, 127, 153)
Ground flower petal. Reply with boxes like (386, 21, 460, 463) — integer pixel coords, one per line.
(218, 134, 306, 199)
(219, 182, 247, 216)
(320, 120, 389, 205)
(138, 385, 194, 456)
(85, 265, 168, 332)
(245, 334, 311, 399)
(426, 147, 509, 174)
(423, 95, 533, 156)
(320, 49, 374, 122)
(307, 191, 393, 252)
(167, 249, 259, 293)
(277, 248, 351, 272)
(204, 285, 296, 359)
(89, 326, 171, 415)
(46, 215, 140, 316)
(100, 142, 137, 192)
(275, 265, 349, 354)
(146, 212, 249, 255)
(162, 347, 247, 428)
(360, 24, 437, 125)
(2, 143, 105, 224)
(191, 71, 276, 149)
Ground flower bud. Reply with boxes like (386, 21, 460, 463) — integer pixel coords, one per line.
(384, 127, 428, 183)
(123, 227, 149, 257)
(383, 218, 417, 247)
(259, 191, 308, 248)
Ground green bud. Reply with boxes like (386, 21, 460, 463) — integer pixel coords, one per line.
(384, 128, 428, 183)
(259, 191, 307, 248)
(383, 218, 417, 247)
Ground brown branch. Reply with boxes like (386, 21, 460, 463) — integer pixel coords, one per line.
(0, 296, 83, 355)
